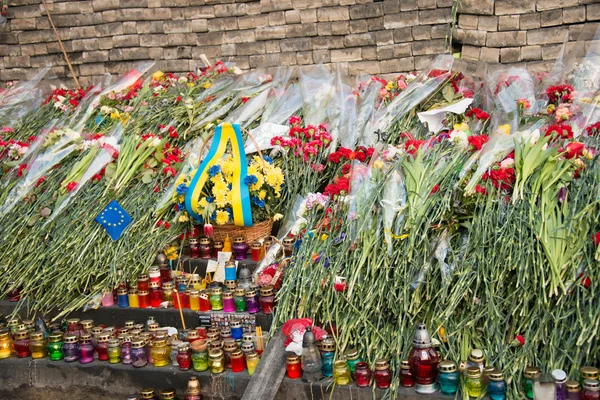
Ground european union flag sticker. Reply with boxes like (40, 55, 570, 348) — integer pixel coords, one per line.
(95, 200, 132, 241)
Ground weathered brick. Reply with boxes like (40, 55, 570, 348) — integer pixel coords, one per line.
(317, 6, 350, 21)
(280, 38, 312, 52)
(286, 23, 318, 37)
(113, 35, 140, 48)
(487, 31, 527, 47)
(376, 30, 394, 45)
(349, 3, 383, 19)
(72, 38, 100, 51)
(344, 32, 375, 47)
(237, 15, 269, 30)
(588, 4, 600, 21)
(412, 38, 446, 55)
(412, 25, 431, 40)
(122, 22, 137, 34)
(285, 9, 301, 24)
(478, 16, 498, 31)
(10, 18, 36, 31)
(220, 43, 235, 57)
(167, 33, 196, 46)
(79, 63, 105, 76)
(527, 27, 569, 45)
(136, 21, 164, 34)
(520, 13, 541, 30)
(207, 17, 238, 31)
(249, 54, 280, 68)
(236, 42, 266, 56)
(312, 35, 345, 49)
(480, 47, 499, 62)
(265, 40, 280, 53)
(185, 6, 215, 19)
(19, 45, 35, 57)
(383, 0, 400, 14)
(454, 28, 487, 46)
(17, 29, 52, 44)
(70, 26, 97, 40)
(223, 29, 255, 44)
(521, 45, 542, 61)
(458, 14, 478, 30)
(498, 15, 519, 31)
(541, 44, 563, 60)
(431, 24, 449, 39)
(537, 0, 578, 11)
(300, 9, 317, 23)
(366, 17, 384, 31)
(296, 51, 313, 65)
(140, 34, 168, 47)
(349, 20, 369, 33)
(419, 9, 451, 24)
(563, 7, 586, 24)
(417, 0, 436, 9)
(495, 0, 535, 15)
(330, 21, 350, 35)
(161, 0, 191, 6)
(268, 11, 285, 26)
(31, 54, 68, 68)
(361, 46, 377, 60)
(330, 47, 362, 61)
(3, 55, 29, 68)
(312, 49, 330, 63)
(214, 3, 246, 17)
(393, 27, 413, 42)
(541, 9, 563, 27)
(121, 0, 148, 9)
(380, 57, 414, 73)
(82, 50, 109, 63)
(164, 20, 192, 33)
(383, 12, 418, 29)
(458, 0, 493, 16)
(461, 45, 480, 60)
(317, 22, 332, 35)
(348, 60, 381, 74)
(400, 0, 418, 11)
(500, 47, 521, 63)
(436, 0, 453, 7)
(255, 26, 286, 40)
(377, 42, 411, 59)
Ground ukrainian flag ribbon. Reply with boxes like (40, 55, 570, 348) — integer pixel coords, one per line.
(185, 123, 253, 227)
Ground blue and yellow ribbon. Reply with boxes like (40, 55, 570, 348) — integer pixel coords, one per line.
(185, 123, 253, 227)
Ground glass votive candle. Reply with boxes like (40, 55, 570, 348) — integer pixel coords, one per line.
(189, 290, 200, 311)
(101, 290, 115, 307)
(150, 281, 162, 308)
(121, 336, 132, 365)
(29, 332, 47, 359)
(191, 340, 209, 372)
(374, 359, 392, 389)
(162, 282, 174, 306)
(231, 321, 244, 340)
(232, 237, 249, 260)
(224, 261, 237, 281)
(259, 285, 275, 314)
(246, 351, 260, 376)
(0, 332, 12, 359)
(107, 338, 121, 364)
(131, 339, 148, 368)
(117, 288, 129, 308)
(223, 290, 236, 313)
(234, 288, 247, 311)
(137, 274, 150, 292)
(333, 360, 352, 385)
(199, 238, 212, 259)
(354, 362, 372, 387)
(209, 349, 225, 374)
(210, 287, 224, 311)
(95, 333, 111, 361)
(149, 266, 161, 285)
(14, 329, 31, 358)
(213, 240, 224, 258)
(78, 333, 94, 364)
(250, 242, 262, 261)
(231, 349, 246, 373)
(138, 290, 150, 309)
(282, 237, 295, 257)
(128, 288, 139, 308)
(199, 291, 211, 312)
(177, 343, 192, 371)
(488, 369, 507, 400)
(438, 360, 459, 395)
(63, 334, 79, 362)
(189, 238, 201, 258)
(245, 289, 260, 314)
(466, 367, 485, 398)
(287, 354, 302, 379)
(47, 333, 64, 361)
(224, 280, 237, 291)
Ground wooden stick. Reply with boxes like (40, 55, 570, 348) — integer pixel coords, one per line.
(41, 0, 80, 89)
(172, 289, 187, 330)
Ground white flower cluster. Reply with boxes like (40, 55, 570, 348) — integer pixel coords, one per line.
(8, 142, 29, 160)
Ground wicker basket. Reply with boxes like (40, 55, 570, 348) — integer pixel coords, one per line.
(212, 219, 273, 244)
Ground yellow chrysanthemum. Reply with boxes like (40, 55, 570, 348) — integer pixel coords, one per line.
(199, 197, 208, 208)
(221, 158, 235, 176)
(152, 71, 164, 80)
(385, 81, 394, 90)
(215, 210, 229, 225)
(213, 178, 228, 193)
(178, 214, 189, 223)
(250, 173, 264, 192)
(258, 190, 266, 200)
(273, 213, 283, 222)
(215, 193, 229, 208)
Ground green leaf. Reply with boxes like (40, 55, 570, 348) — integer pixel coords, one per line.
(442, 85, 455, 103)
(104, 162, 117, 178)
(142, 174, 153, 184)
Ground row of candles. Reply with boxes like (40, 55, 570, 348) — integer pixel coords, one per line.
(0, 316, 266, 376)
(290, 324, 600, 399)
(186, 236, 295, 261)
(101, 262, 276, 315)
(129, 377, 204, 400)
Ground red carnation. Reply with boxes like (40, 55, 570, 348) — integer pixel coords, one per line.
(593, 233, 600, 246)
(405, 139, 425, 156)
(545, 124, 573, 140)
(468, 134, 488, 151)
(430, 184, 440, 195)
(163, 166, 177, 176)
(511, 335, 525, 347)
(564, 142, 585, 159)
(65, 181, 77, 192)
(241, 97, 249, 103)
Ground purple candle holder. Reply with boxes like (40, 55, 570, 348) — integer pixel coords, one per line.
(245, 290, 260, 314)
(232, 237, 249, 260)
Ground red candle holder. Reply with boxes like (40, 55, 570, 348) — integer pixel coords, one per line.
(138, 291, 150, 309)
(354, 362, 372, 387)
(286, 355, 302, 379)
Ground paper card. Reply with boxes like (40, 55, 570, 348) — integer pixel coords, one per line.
(206, 260, 218, 273)
(417, 98, 474, 133)
(217, 251, 232, 266)
(245, 123, 289, 153)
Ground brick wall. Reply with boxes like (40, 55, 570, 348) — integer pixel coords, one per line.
(456, 0, 600, 71)
(0, 0, 599, 85)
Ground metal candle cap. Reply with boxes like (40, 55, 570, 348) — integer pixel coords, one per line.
(566, 380, 581, 392)
(466, 367, 481, 377)
(438, 360, 457, 373)
(469, 349, 485, 363)
(63, 334, 78, 344)
(552, 369, 567, 383)
(302, 326, 316, 348)
(580, 366, 599, 380)
(412, 323, 432, 349)
(524, 366, 540, 379)
(488, 369, 504, 381)
(584, 380, 600, 391)
(375, 359, 389, 370)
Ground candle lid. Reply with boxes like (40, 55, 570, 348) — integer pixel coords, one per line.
(439, 360, 457, 373)
(186, 377, 201, 395)
(581, 366, 599, 379)
(30, 332, 45, 341)
(231, 321, 242, 329)
(189, 238, 199, 245)
(345, 348, 359, 360)
(80, 320, 94, 329)
(466, 367, 482, 377)
(48, 332, 63, 342)
(488, 369, 504, 381)
(153, 339, 167, 346)
(552, 369, 567, 383)
(149, 281, 160, 289)
(139, 388, 155, 398)
(287, 354, 300, 364)
(149, 266, 160, 273)
(22, 319, 34, 327)
(223, 290, 234, 299)
(401, 359, 410, 369)
(282, 238, 295, 245)
(162, 282, 174, 290)
(79, 333, 92, 342)
(484, 366, 495, 374)
(7, 318, 20, 326)
(224, 339, 238, 352)
(584, 380, 600, 391)
(187, 330, 200, 339)
(138, 274, 149, 281)
(178, 342, 190, 351)
(220, 327, 232, 336)
(234, 288, 245, 296)
(234, 237, 246, 243)
(210, 340, 223, 350)
(412, 323, 432, 349)
(320, 337, 335, 352)
(225, 280, 237, 288)
(260, 285, 274, 296)
(246, 351, 259, 361)
(209, 349, 224, 358)
(128, 288, 137, 295)
(213, 241, 224, 247)
(242, 333, 255, 343)
(0, 332, 8, 340)
(245, 289, 257, 297)
(375, 359, 389, 370)
(63, 334, 78, 344)
(66, 318, 80, 325)
(159, 389, 176, 399)
(98, 333, 111, 342)
(199, 238, 211, 245)
(148, 322, 160, 331)
(241, 342, 255, 351)
(138, 290, 149, 296)
(523, 366, 540, 378)
(131, 339, 145, 348)
(333, 360, 348, 368)
(251, 241, 262, 249)
(566, 380, 581, 392)
(108, 338, 120, 346)
(468, 349, 485, 363)
(14, 329, 29, 340)
(212, 287, 223, 295)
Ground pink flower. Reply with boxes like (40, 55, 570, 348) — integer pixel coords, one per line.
(203, 223, 213, 238)
(163, 166, 177, 176)
(1, 126, 14, 133)
(288, 116, 302, 126)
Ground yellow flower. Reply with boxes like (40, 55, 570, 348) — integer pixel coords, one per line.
(215, 193, 229, 208)
(498, 124, 511, 135)
(178, 214, 189, 223)
(374, 159, 384, 169)
(203, 82, 212, 89)
(175, 174, 186, 186)
(199, 197, 208, 208)
(152, 71, 164, 80)
(221, 157, 235, 176)
(187, 83, 195, 88)
(273, 213, 283, 222)
(385, 81, 394, 91)
(258, 190, 266, 200)
(453, 122, 469, 132)
(321, 234, 328, 240)
(164, 245, 178, 260)
(215, 210, 229, 225)
(110, 110, 121, 120)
